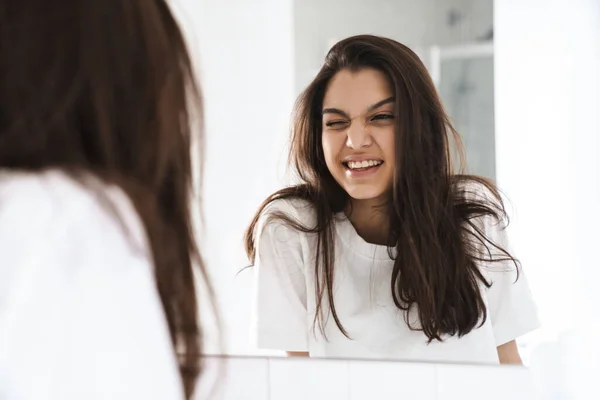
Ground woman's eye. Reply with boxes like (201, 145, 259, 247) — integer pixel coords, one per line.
(371, 114, 394, 121)
(325, 120, 348, 128)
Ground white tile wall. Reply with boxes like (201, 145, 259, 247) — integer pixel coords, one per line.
(194, 357, 270, 400)
(269, 358, 350, 400)
(348, 361, 436, 400)
(198, 356, 537, 400)
(436, 364, 535, 400)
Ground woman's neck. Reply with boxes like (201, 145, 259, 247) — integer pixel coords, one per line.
(344, 197, 391, 246)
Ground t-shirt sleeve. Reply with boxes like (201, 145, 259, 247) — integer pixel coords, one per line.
(481, 216, 541, 347)
(0, 182, 184, 399)
(253, 201, 309, 352)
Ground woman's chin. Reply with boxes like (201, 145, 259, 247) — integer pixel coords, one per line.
(345, 188, 388, 202)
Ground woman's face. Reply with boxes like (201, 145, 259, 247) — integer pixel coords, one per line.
(321, 68, 396, 202)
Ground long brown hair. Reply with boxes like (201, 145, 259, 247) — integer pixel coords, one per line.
(0, 1, 212, 397)
(245, 35, 518, 342)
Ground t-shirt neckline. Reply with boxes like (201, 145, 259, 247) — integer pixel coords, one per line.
(333, 213, 396, 261)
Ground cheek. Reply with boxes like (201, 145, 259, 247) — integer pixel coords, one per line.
(321, 132, 344, 166)
(374, 127, 396, 162)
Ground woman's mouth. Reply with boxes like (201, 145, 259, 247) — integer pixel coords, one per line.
(342, 160, 383, 178)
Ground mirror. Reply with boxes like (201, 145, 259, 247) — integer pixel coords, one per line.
(176, 1, 599, 395)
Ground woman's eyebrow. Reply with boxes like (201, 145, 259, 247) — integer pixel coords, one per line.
(367, 96, 395, 112)
(322, 96, 395, 117)
(322, 107, 348, 118)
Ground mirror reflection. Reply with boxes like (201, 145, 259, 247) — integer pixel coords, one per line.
(194, 0, 542, 366)
(244, 36, 537, 364)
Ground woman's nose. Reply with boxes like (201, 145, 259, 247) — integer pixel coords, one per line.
(345, 123, 372, 149)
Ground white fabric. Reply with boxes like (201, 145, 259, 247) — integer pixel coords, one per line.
(254, 195, 541, 364)
(0, 170, 184, 399)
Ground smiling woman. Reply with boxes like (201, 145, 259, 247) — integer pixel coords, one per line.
(244, 35, 540, 364)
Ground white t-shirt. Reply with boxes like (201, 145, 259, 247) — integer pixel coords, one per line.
(0, 170, 185, 399)
(254, 197, 541, 364)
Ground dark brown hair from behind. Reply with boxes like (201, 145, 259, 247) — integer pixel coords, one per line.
(244, 34, 519, 342)
(0, 1, 213, 397)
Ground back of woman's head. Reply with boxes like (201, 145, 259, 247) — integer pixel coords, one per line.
(0, 1, 206, 397)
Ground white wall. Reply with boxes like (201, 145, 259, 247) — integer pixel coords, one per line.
(292, 0, 436, 92)
(495, 0, 600, 396)
(174, 0, 295, 355)
(293, 0, 493, 93)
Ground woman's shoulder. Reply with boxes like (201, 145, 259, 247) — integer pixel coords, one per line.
(0, 171, 183, 399)
(261, 197, 317, 228)
(0, 170, 92, 229)
(0, 169, 147, 252)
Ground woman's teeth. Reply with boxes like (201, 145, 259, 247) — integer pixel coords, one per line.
(347, 160, 383, 170)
